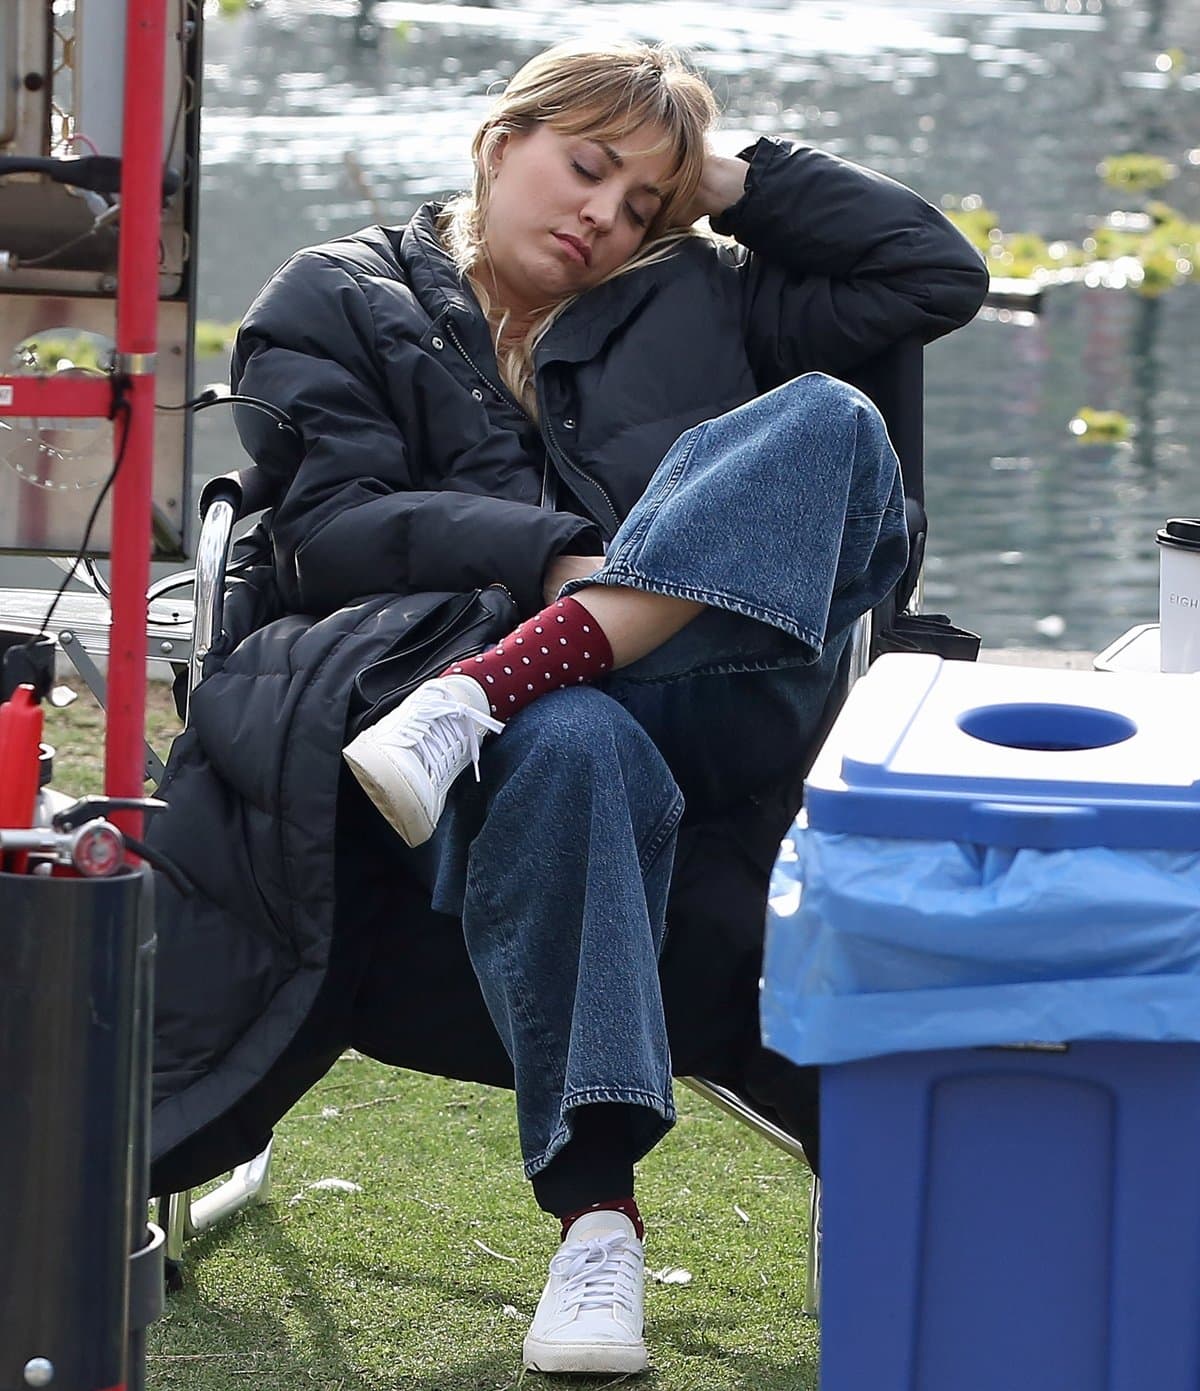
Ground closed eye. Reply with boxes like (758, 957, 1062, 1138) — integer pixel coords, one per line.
(572, 158, 650, 229)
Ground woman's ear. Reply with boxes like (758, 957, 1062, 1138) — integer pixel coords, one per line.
(485, 129, 511, 178)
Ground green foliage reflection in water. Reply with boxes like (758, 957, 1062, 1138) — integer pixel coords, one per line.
(948, 152, 1198, 296)
(1099, 153, 1176, 193)
(1068, 407, 1132, 444)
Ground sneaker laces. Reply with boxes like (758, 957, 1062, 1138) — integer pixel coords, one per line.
(397, 685, 504, 783)
(550, 1233, 642, 1316)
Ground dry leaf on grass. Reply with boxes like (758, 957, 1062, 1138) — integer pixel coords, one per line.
(288, 1177, 363, 1205)
(473, 1237, 518, 1263)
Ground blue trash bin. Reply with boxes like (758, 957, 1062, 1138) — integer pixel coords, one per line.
(762, 654, 1200, 1391)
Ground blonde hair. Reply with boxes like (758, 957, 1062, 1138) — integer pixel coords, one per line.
(439, 42, 718, 414)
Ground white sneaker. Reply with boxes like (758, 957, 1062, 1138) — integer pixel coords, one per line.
(342, 674, 503, 848)
(522, 1210, 648, 1376)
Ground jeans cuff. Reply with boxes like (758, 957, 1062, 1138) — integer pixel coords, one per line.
(523, 1086, 677, 1180)
(563, 564, 825, 659)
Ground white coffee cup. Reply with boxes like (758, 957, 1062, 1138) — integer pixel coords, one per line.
(1157, 518, 1200, 672)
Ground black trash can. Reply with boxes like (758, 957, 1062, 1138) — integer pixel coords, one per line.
(0, 866, 161, 1391)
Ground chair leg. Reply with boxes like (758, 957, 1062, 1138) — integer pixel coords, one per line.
(681, 1078, 820, 1317)
(156, 1138, 274, 1289)
(680, 1077, 810, 1161)
(803, 1176, 822, 1318)
(161, 1190, 190, 1264)
(189, 1140, 273, 1232)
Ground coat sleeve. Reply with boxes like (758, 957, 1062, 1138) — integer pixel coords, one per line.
(710, 137, 989, 385)
(230, 249, 600, 616)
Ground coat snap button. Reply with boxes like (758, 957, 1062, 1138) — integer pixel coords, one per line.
(431, 335, 444, 350)
(471, 388, 484, 401)
(562, 416, 576, 430)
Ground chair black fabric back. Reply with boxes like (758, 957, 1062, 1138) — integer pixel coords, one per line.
(841, 333, 925, 507)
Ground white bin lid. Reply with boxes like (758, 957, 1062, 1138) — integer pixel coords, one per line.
(804, 654, 1200, 849)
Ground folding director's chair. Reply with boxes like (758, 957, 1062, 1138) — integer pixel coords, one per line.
(153, 334, 958, 1315)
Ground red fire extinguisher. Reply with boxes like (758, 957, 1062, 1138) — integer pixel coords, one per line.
(0, 684, 45, 874)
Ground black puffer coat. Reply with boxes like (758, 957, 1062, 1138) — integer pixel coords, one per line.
(148, 137, 987, 1188)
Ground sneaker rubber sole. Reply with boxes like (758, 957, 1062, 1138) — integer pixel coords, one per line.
(522, 1335, 649, 1375)
(342, 740, 435, 848)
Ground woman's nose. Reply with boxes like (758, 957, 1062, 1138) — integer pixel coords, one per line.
(580, 186, 621, 231)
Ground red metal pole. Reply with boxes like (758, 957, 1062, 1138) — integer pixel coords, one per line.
(0, 376, 116, 416)
(106, 0, 167, 838)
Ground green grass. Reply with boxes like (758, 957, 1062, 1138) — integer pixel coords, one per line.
(46, 684, 819, 1390)
(44, 678, 184, 796)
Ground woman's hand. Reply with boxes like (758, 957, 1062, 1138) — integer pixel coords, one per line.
(543, 553, 604, 605)
(681, 153, 750, 226)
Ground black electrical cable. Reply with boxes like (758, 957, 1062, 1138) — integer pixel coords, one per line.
(32, 388, 132, 642)
(155, 388, 300, 435)
(44, 387, 295, 606)
(122, 832, 195, 896)
(0, 155, 180, 198)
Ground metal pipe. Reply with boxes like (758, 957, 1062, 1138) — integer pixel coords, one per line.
(187, 1142, 274, 1233)
(0, 871, 146, 1389)
(804, 1178, 822, 1318)
(126, 872, 157, 1391)
(163, 1190, 191, 1264)
(679, 1077, 811, 1162)
(77, 0, 130, 157)
(105, 0, 167, 838)
(187, 497, 235, 721)
(846, 609, 872, 686)
(680, 1078, 821, 1314)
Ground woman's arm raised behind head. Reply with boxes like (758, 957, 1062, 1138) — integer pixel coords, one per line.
(709, 136, 988, 386)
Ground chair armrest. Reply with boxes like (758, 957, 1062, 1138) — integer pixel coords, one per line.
(187, 466, 279, 723)
(187, 495, 237, 723)
(198, 465, 279, 521)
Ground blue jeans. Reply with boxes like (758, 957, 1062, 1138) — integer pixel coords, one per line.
(414, 373, 907, 1180)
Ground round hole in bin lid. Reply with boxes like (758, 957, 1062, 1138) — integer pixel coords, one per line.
(958, 702, 1137, 752)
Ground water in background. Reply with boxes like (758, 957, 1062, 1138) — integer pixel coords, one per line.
(192, 0, 1199, 652)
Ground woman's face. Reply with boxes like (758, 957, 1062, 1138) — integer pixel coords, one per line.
(481, 121, 678, 320)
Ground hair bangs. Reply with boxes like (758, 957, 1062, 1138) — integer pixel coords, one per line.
(440, 42, 719, 413)
(530, 58, 710, 225)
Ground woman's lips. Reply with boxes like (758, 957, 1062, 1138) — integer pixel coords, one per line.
(553, 233, 591, 266)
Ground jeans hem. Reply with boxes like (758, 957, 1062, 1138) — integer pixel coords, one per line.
(524, 1087, 677, 1180)
(607, 650, 817, 688)
(566, 565, 825, 659)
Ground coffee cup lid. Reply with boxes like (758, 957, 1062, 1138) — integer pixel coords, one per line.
(1157, 518, 1200, 552)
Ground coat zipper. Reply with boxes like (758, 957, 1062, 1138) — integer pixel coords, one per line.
(538, 385, 621, 536)
(444, 319, 523, 415)
(444, 316, 616, 530)
(444, 318, 557, 510)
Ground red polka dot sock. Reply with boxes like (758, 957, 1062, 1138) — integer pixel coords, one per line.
(443, 596, 613, 720)
(560, 1197, 645, 1244)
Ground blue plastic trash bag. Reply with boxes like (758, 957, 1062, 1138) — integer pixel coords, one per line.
(762, 825, 1200, 1067)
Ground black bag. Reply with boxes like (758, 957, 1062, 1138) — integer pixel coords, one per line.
(873, 610, 981, 662)
(346, 586, 519, 740)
